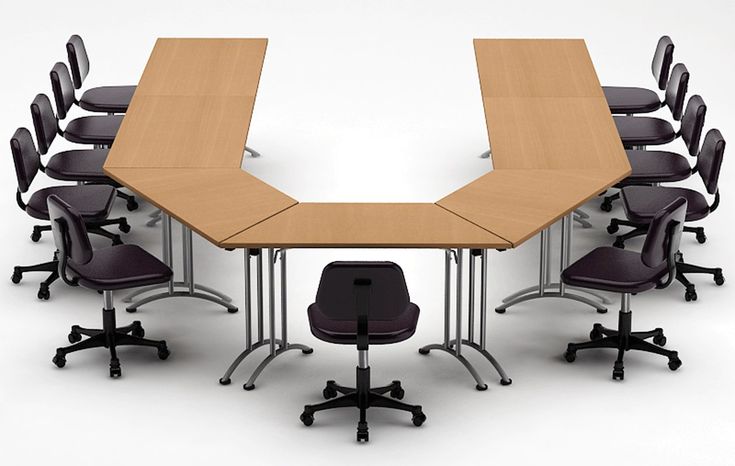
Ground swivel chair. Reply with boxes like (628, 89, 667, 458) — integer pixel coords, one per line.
(10, 128, 128, 299)
(66, 35, 136, 114)
(31, 93, 138, 211)
(563, 197, 687, 380)
(300, 262, 426, 442)
(47, 195, 172, 377)
(609, 129, 726, 301)
(603, 36, 675, 115)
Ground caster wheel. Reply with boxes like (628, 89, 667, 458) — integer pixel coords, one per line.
(390, 384, 405, 400)
(300, 411, 314, 427)
(418, 348, 430, 355)
(52, 354, 66, 368)
(357, 422, 369, 442)
(500, 378, 513, 386)
(322, 386, 338, 400)
(563, 349, 576, 363)
(590, 327, 604, 341)
(118, 222, 131, 234)
(31, 230, 42, 242)
(131, 322, 145, 338)
(612, 369, 624, 380)
(38, 285, 50, 300)
(110, 366, 122, 378)
(674, 251, 684, 263)
(219, 378, 231, 385)
(126, 199, 139, 211)
(668, 356, 682, 371)
(612, 239, 625, 249)
(11, 269, 22, 284)
(684, 289, 697, 302)
(412, 410, 427, 427)
(301, 347, 314, 354)
(606, 223, 619, 234)
(600, 201, 612, 212)
(68, 331, 82, 344)
(653, 334, 667, 346)
(696, 231, 707, 244)
(157, 344, 170, 360)
(111, 235, 123, 246)
(714, 272, 725, 286)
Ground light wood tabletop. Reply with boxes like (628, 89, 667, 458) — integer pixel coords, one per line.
(222, 203, 511, 249)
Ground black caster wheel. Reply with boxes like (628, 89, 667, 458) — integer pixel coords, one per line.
(219, 378, 231, 385)
(322, 386, 338, 400)
(418, 347, 430, 355)
(500, 378, 513, 386)
(126, 199, 139, 212)
(589, 326, 604, 341)
(111, 235, 123, 246)
(131, 322, 145, 338)
(118, 221, 131, 234)
(475, 383, 488, 391)
(52, 353, 66, 368)
(110, 366, 122, 378)
(674, 251, 684, 263)
(389, 382, 405, 400)
(653, 334, 667, 347)
(612, 239, 625, 249)
(157, 344, 170, 360)
(11, 269, 22, 284)
(563, 349, 576, 363)
(31, 228, 42, 242)
(600, 201, 612, 212)
(684, 289, 697, 302)
(668, 356, 682, 371)
(612, 368, 625, 380)
(300, 411, 314, 426)
(606, 223, 619, 234)
(696, 231, 707, 244)
(37, 285, 50, 300)
(301, 347, 314, 354)
(68, 331, 82, 344)
(412, 409, 427, 427)
(714, 271, 725, 286)
(357, 422, 369, 442)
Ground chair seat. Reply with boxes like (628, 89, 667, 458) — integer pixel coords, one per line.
(603, 86, 662, 115)
(70, 244, 173, 291)
(621, 185, 710, 223)
(308, 302, 420, 345)
(561, 247, 667, 294)
(45, 149, 110, 182)
(617, 149, 692, 185)
(62, 115, 123, 146)
(78, 85, 136, 114)
(614, 115, 676, 147)
(26, 185, 116, 221)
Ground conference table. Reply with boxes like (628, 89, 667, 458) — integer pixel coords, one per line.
(105, 38, 630, 391)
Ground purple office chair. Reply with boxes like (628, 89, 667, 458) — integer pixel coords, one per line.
(300, 262, 426, 442)
(562, 197, 687, 380)
(66, 35, 136, 114)
(47, 195, 172, 377)
(603, 35, 675, 115)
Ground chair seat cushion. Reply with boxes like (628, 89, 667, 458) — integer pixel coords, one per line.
(78, 85, 136, 114)
(603, 86, 662, 115)
(63, 115, 123, 146)
(614, 115, 676, 147)
(561, 247, 667, 294)
(307, 302, 420, 345)
(45, 149, 110, 182)
(70, 244, 173, 291)
(26, 185, 116, 221)
(621, 185, 710, 223)
(616, 149, 692, 185)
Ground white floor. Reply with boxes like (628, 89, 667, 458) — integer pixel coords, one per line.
(1, 0, 734, 464)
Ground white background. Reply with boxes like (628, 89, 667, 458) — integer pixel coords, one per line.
(1, 0, 733, 464)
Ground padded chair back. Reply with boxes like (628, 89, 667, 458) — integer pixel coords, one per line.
(663, 63, 689, 121)
(30, 94, 58, 155)
(315, 262, 410, 321)
(50, 62, 76, 119)
(680, 95, 707, 156)
(651, 35, 675, 91)
(697, 128, 726, 195)
(641, 197, 687, 270)
(10, 128, 41, 193)
(66, 35, 90, 90)
(47, 194, 94, 267)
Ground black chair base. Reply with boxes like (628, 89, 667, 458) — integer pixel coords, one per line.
(300, 368, 425, 442)
(563, 313, 681, 380)
(12, 257, 58, 300)
(608, 219, 707, 248)
(115, 190, 139, 211)
(676, 260, 725, 302)
(53, 308, 169, 378)
(30, 217, 130, 244)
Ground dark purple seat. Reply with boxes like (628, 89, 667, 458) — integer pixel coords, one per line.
(610, 129, 726, 301)
(67, 35, 136, 114)
(301, 262, 425, 442)
(562, 197, 687, 380)
(47, 195, 172, 377)
(603, 36, 674, 115)
(10, 128, 129, 300)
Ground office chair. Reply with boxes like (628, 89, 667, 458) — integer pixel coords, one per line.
(613, 64, 695, 149)
(50, 62, 122, 146)
(31, 93, 138, 211)
(563, 197, 687, 380)
(66, 35, 136, 114)
(300, 262, 426, 442)
(603, 36, 675, 115)
(47, 195, 171, 377)
(599, 93, 705, 212)
(609, 129, 726, 301)
(10, 128, 128, 299)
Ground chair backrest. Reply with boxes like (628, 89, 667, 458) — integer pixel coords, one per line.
(50, 62, 76, 119)
(315, 262, 410, 321)
(680, 95, 707, 156)
(30, 94, 58, 155)
(697, 128, 726, 195)
(47, 194, 94, 267)
(66, 35, 90, 90)
(10, 128, 41, 193)
(663, 63, 689, 121)
(651, 36, 675, 90)
(641, 197, 687, 271)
